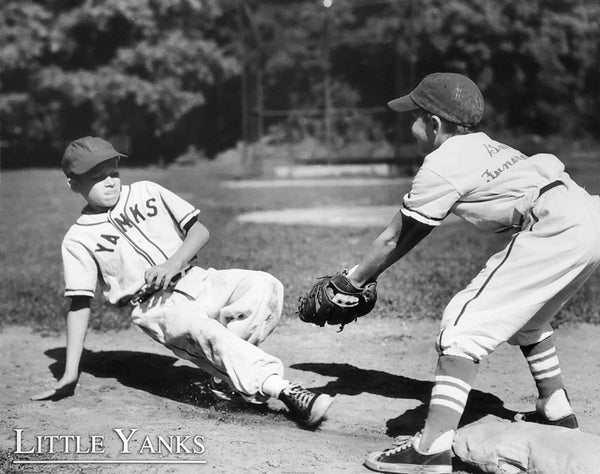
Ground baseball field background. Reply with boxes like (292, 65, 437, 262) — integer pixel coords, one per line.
(2, 148, 600, 473)
(3, 0, 600, 471)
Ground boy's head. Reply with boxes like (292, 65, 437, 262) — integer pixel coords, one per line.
(62, 136, 125, 178)
(388, 72, 484, 127)
(62, 137, 125, 211)
(388, 73, 484, 154)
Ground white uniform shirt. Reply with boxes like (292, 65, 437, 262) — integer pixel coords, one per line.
(61, 181, 200, 304)
(402, 132, 567, 232)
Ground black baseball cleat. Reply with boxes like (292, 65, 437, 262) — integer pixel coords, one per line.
(513, 410, 579, 429)
(365, 433, 452, 474)
(278, 383, 333, 427)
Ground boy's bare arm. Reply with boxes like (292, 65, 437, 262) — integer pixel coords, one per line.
(144, 220, 210, 290)
(349, 212, 434, 287)
(31, 296, 91, 401)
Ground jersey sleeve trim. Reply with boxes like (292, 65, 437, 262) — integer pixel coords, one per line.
(401, 204, 444, 227)
(179, 209, 201, 234)
(65, 289, 95, 298)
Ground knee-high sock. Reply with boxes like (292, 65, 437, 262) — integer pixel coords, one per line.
(521, 335, 564, 399)
(420, 355, 478, 451)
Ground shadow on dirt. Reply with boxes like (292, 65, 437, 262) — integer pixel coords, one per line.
(291, 362, 516, 437)
(42, 347, 273, 418)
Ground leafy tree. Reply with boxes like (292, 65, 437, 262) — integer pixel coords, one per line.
(1, 0, 240, 166)
(2, 0, 600, 168)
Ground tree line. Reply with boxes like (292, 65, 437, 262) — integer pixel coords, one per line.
(1, 0, 599, 168)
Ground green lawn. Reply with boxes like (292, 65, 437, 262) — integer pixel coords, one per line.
(2, 151, 599, 332)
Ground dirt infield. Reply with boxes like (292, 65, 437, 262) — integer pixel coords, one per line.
(3, 318, 600, 473)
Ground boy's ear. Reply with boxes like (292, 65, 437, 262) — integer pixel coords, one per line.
(430, 115, 443, 134)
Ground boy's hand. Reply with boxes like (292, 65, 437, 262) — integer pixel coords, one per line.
(144, 261, 181, 290)
(31, 376, 78, 401)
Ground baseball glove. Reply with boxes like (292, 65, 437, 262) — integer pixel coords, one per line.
(296, 271, 377, 330)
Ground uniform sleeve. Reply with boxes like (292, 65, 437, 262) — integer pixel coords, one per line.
(153, 183, 200, 234)
(62, 237, 98, 299)
(401, 167, 462, 226)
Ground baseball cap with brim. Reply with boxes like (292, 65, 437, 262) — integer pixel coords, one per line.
(62, 136, 126, 177)
(387, 72, 484, 127)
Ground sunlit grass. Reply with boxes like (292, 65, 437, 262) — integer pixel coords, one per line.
(2, 151, 599, 333)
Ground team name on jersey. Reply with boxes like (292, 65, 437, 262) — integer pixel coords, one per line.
(94, 198, 159, 253)
(481, 143, 530, 183)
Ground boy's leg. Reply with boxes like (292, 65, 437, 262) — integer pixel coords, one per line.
(215, 269, 284, 346)
(134, 270, 332, 426)
(367, 196, 600, 472)
(421, 355, 478, 449)
(365, 355, 476, 474)
(514, 335, 577, 427)
(162, 316, 332, 426)
(182, 268, 284, 346)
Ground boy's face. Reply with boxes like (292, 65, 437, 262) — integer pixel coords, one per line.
(410, 110, 439, 156)
(69, 158, 121, 211)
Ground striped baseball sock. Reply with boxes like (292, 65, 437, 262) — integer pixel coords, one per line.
(521, 336, 563, 399)
(419, 355, 478, 452)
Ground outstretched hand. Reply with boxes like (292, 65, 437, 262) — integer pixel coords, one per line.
(31, 377, 78, 401)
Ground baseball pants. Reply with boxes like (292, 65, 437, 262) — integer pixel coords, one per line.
(131, 267, 284, 400)
(437, 180, 600, 362)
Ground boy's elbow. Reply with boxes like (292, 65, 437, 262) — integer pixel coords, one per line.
(201, 226, 210, 243)
(377, 230, 400, 250)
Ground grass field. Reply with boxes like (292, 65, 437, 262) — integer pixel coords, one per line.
(2, 149, 600, 334)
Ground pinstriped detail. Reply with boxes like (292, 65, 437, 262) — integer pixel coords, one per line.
(75, 220, 107, 226)
(108, 189, 156, 267)
(115, 183, 169, 263)
(529, 210, 539, 231)
(454, 234, 519, 326)
(124, 184, 169, 261)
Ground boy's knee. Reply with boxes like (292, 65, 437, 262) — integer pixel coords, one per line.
(436, 330, 496, 362)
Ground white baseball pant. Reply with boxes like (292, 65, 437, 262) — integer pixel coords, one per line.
(131, 267, 284, 401)
(437, 180, 600, 362)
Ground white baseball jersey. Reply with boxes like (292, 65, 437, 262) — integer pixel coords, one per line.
(61, 180, 286, 400)
(62, 181, 200, 304)
(401, 132, 566, 232)
(403, 132, 600, 361)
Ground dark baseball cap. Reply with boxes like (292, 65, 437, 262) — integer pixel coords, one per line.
(387, 72, 484, 127)
(62, 136, 126, 176)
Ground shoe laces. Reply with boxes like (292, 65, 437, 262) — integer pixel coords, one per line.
(382, 432, 419, 457)
(285, 383, 314, 410)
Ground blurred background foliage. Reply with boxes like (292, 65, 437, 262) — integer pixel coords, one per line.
(1, 0, 599, 167)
